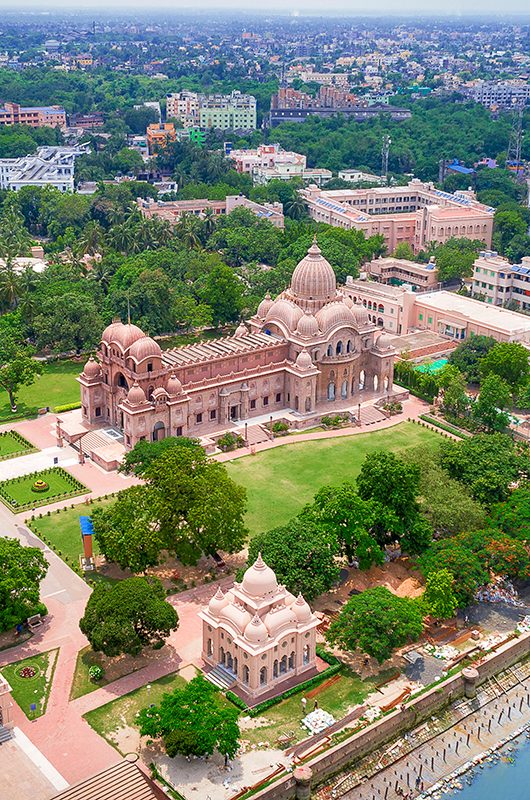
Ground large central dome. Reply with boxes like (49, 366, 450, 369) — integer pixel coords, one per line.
(290, 238, 337, 301)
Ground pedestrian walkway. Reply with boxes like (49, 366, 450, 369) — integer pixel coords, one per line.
(0, 445, 77, 481)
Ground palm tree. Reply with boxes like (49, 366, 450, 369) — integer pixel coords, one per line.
(88, 261, 113, 295)
(201, 208, 217, 241)
(0, 265, 21, 310)
(176, 214, 201, 250)
(78, 221, 105, 256)
(285, 194, 308, 221)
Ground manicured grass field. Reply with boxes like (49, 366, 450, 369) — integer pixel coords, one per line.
(0, 431, 37, 460)
(1, 649, 58, 719)
(0, 467, 88, 512)
(84, 671, 187, 749)
(0, 360, 82, 424)
(29, 498, 112, 563)
(226, 421, 441, 536)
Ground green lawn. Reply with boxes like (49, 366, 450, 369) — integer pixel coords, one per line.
(0, 431, 37, 460)
(0, 360, 82, 424)
(226, 421, 440, 536)
(1, 649, 58, 719)
(29, 498, 113, 563)
(0, 467, 88, 512)
(84, 671, 188, 751)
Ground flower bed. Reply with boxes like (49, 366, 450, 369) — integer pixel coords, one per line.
(0, 467, 89, 512)
(0, 431, 37, 461)
(19, 666, 37, 679)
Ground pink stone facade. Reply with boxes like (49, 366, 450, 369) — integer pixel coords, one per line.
(199, 555, 320, 702)
(77, 241, 395, 448)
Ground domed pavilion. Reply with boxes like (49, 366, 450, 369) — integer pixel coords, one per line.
(75, 240, 395, 462)
(199, 554, 320, 702)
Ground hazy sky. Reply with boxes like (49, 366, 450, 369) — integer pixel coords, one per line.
(2, 0, 530, 13)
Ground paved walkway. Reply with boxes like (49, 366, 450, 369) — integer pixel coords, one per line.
(0, 446, 77, 481)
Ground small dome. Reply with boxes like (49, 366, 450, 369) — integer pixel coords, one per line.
(265, 297, 303, 333)
(292, 594, 312, 623)
(241, 553, 278, 599)
(244, 614, 269, 644)
(283, 588, 297, 606)
(316, 301, 356, 332)
(126, 381, 147, 406)
(128, 336, 162, 362)
(296, 311, 319, 337)
(234, 322, 248, 337)
(343, 295, 354, 308)
(290, 238, 337, 301)
(101, 321, 145, 350)
(295, 350, 313, 371)
(264, 604, 297, 637)
(166, 374, 183, 396)
(83, 356, 101, 379)
(375, 332, 395, 351)
(353, 299, 369, 326)
(152, 386, 168, 399)
(208, 586, 229, 617)
(219, 602, 252, 634)
(256, 293, 274, 319)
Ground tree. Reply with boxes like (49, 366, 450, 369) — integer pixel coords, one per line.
(418, 540, 489, 607)
(449, 334, 496, 383)
(489, 488, 530, 540)
(246, 516, 340, 601)
(393, 242, 415, 260)
(92, 486, 167, 574)
(472, 373, 511, 432)
(0, 537, 48, 631)
(197, 263, 243, 326)
(144, 444, 247, 564)
(79, 577, 178, 657)
(32, 293, 103, 354)
(327, 586, 423, 663)
(137, 674, 239, 761)
(437, 364, 468, 417)
(480, 341, 530, 394)
(119, 435, 200, 477)
(458, 530, 530, 581)
(423, 569, 458, 620)
(432, 238, 482, 283)
(493, 209, 527, 255)
(0, 322, 41, 411)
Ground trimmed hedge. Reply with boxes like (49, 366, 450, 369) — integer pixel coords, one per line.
(0, 431, 38, 461)
(53, 402, 82, 413)
(419, 414, 468, 438)
(0, 467, 88, 512)
(225, 662, 342, 717)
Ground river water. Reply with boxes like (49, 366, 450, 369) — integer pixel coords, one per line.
(440, 732, 530, 800)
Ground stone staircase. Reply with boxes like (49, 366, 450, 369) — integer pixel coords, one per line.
(240, 424, 272, 446)
(74, 431, 111, 453)
(204, 664, 237, 691)
(359, 406, 387, 426)
(0, 726, 13, 744)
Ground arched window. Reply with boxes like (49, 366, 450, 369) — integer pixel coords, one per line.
(243, 665, 249, 685)
(384, 375, 389, 391)
(289, 652, 295, 670)
(220, 647, 225, 665)
(233, 656, 238, 675)
(336, 340, 343, 355)
(303, 645, 310, 665)
(351, 376, 355, 395)
(374, 374, 379, 391)
(378, 304, 384, 314)
(226, 652, 233, 671)
(116, 372, 128, 389)
(341, 380, 348, 399)
(327, 382, 336, 401)
(260, 666, 267, 686)
(273, 659, 278, 678)
(207, 639, 212, 657)
(327, 344, 333, 357)
(280, 655, 287, 674)
(359, 370, 365, 390)
(147, 385, 154, 401)
(346, 340, 352, 353)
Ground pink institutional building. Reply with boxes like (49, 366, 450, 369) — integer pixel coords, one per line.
(199, 554, 320, 701)
(76, 241, 395, 451)
(301, 180, 494, 253)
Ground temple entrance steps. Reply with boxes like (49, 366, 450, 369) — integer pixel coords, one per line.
(0, 726, 12, 744)
(72, 431, 112, 453)
(359, 406, 387, 425)
(204, 664, 237, 691)
(241, 424, 273, 446)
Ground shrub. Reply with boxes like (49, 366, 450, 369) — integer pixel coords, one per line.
(321, 413, 349, 429)
(217, 432, 245, 452)
(88, 665, 104, 682)
(53, 402, 82, 413)
(272, 421, 289, 434)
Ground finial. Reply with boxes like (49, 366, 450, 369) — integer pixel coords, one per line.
(254, 551, 265, 569)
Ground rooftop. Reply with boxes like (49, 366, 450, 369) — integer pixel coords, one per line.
(53, 760, 165, 800)
(162, 331, 284, 368)
(417, 291, 530, 334)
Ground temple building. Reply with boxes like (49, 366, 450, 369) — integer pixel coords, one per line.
(76, 240, 395, 452)
(199, 554, 320, 702)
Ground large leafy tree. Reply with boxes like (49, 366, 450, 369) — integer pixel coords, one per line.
(0, 317, 41, 411)
(327, 586, 423, 663)
(423, 569, 458, 621)
(431, 237, 483, 283)
(79, 577, 178, 657)
(0, 537, 48, 631)
(458, 530, 530, 581)
(246, 516, 340, 601)
(32, 293, 103, 354)
(418, 539, 489, 607)
(119, 436, 200, 477)
(472, 374, 511, 432)
(137, 674, 240, 761)
(480, 341, 530, 394)
(196, 263, 243, 326)
(489, 488, 530, 540)
(448, 334, 496, 383)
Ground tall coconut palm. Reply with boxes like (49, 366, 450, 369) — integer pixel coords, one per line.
(176, 214, 201, 250)
(0, 265, 21, 310)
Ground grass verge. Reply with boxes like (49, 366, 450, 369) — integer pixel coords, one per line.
(1, 649, 58, 719)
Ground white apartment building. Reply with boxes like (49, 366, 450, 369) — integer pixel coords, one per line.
(0, 145, 88, 191)
(472, 251, 530, 311)
(337, 169, 386, 185)
(165, 91, 201, 127)
(464, 81, 530, 109)
(229, 143, 331, 186)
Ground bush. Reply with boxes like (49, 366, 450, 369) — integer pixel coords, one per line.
(53, 402, 82, 413)
(88, 664, 104, 682)
(321, 413, 349, 428)
(216, 432, 245, 452)
(419, 414, 467, 438)
(272, 421, 289, 434)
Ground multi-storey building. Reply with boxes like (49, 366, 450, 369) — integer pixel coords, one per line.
(146, 123, 176, 155)
(337, 169, 386, 185)
(365, 256, 439, 290)
(228, 144, 331, 186)
(165, 91, 200, 127)
(199, 91, 256, 131)
(471, 251, 530, 311)
(464, 81, 530, 109)
(0, 102, 66, 129)
(0, 145, 88, 191)
(137, 194, 285, 228)
(301, 180, 494, 253)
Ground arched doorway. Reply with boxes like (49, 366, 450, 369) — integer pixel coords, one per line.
(114, 372, 128, 389)
(373, 374, 379, 392)
(359, 370, 365, 390)
(260, 667, 267, 686)
(327, 382, 336, 401)
(341, 380, 348, 399)
(153, 421, 166, 441)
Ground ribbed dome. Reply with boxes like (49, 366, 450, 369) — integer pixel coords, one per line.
(343, 295, 354, 308)
(256, 293, 274, 319)
(296, 311, 319, 337)
(220, 602, 252, 634)
(208, 586, 229, 617)
(244, 614, 269, 644)
(152, 386, 168, 399)
(128, 336, 162, 361)
(101, 321, 145, 350)
(82, 356, 101, 379)
(295, 350, 313, 371)
(316, 301, 356, 332)
(241, 553, 278, 598)
(290, 239, 336, 300)
(292, 594, 312, 623)
(234, 322, 248, 337)
(166, 374, 183, 396)
(353, 299, 369, 326)
(265, 298, 303, 333)
(126, 381, 147, 406)
(375, 332, 395, 351)
(264, 605, 297, 637)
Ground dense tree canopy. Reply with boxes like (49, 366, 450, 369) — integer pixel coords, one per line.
(448, 335, 496, 383)
(0, 537, 48, 631)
